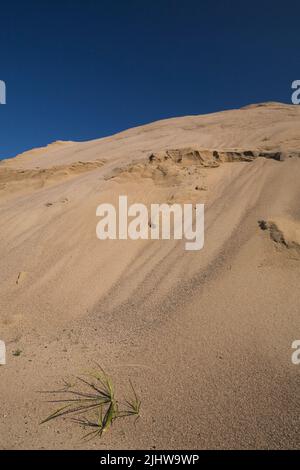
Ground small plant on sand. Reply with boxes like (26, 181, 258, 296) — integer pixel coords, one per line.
(40, 366, 141, 440)
(12, 348, 22, 357)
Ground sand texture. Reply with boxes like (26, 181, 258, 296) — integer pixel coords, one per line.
(0, 102, 300, 449)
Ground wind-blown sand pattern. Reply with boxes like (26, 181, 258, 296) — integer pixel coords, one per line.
(0, 102, 300, 449)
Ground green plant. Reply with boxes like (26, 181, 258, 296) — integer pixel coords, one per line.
(40, 366, 141, 440)
(12, 349, 22, 356)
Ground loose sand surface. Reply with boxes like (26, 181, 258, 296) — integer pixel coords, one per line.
(0, 102, 300, 449)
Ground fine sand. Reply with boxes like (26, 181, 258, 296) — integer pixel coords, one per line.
(0, 102, 300, 449)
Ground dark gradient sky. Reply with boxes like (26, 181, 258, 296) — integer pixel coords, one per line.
(0, 0, 299, 159)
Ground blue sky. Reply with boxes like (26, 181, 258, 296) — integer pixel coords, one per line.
(0, 0, 299, 159)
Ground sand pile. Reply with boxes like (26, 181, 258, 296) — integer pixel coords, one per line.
(0, 102, 300, 449)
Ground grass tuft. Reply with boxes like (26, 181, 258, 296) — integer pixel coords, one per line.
(40, 366, 141, 440)
(12, 349, 22, 357)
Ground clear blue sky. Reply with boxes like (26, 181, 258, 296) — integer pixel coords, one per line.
(0, 0, 299, 159)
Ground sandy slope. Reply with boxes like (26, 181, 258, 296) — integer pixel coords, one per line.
(0, 102, 300, 449)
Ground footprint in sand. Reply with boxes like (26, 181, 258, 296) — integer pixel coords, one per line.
(258, 218, 300, 254)
(45, 197, 69, 207)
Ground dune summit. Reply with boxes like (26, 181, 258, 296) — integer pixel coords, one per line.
(0, 102, 300, 449)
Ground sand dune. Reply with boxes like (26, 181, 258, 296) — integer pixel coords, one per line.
(0, 102, 300, 449)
